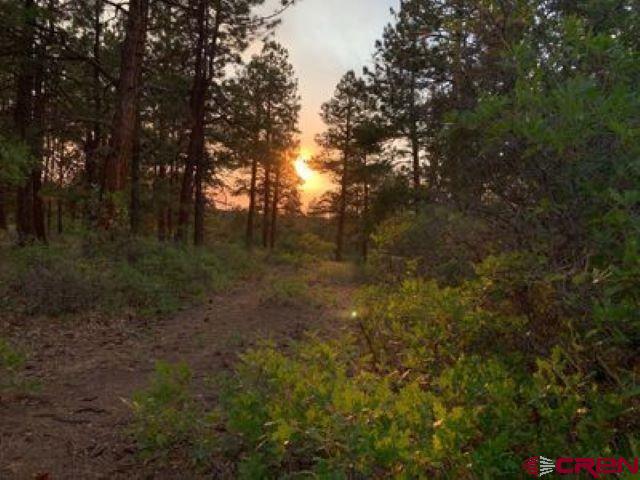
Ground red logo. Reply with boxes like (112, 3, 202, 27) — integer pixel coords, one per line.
(523, 456, 555, 477)
(523, 457, 639, 478)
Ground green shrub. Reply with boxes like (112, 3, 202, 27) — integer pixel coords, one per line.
(8, 245, 101, 316)
(214, 304, 629, 479)
(260, 276, 314, 308)
(369, 207, 492, 285)
(209, 256, 634, 478)
(131, 361, 215, 465)
(0, 236, 255, 318)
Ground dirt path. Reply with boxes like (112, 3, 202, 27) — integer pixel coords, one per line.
(0, 274, 353, 479)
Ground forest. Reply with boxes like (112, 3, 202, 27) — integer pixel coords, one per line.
(0, 0, 639, 478)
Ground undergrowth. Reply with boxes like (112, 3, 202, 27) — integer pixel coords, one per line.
(0, 235, 255, 318)
(131, 251, 639, 478)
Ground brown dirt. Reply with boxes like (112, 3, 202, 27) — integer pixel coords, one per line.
(0, 273, 354, 479)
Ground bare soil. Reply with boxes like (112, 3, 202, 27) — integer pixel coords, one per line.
(0, 273, 353, 479)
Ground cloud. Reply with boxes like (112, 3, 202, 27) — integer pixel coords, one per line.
(264, 0, 397, 147)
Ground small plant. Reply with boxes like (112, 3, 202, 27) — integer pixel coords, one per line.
(131, 361, 215, 465)
(0, 338, 36, 393)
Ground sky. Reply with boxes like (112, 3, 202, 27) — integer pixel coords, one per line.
(256, 0, 399, 206)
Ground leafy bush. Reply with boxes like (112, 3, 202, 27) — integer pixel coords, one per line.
(131, 362, 215, 466)
(214, 273, 632, 478)
(369, 206, 492, 285)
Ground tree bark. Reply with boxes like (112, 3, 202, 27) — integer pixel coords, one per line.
(262, 162, 271, 248)
(361, 155, 369, 261)
(176, 19, 205, 244)
(85, 0, 103, 193)
(57, 198, 63, 234)
(57, 153, 63, 234)
(269, 163, 280, 249)
(155, 163, 167, 241)
(0, 186, 7, 230)
(193, 154, 206, 246)
(246, 155, 258, 248)
(261, 98, 274, 249)
(178, 0, 221, 244)
(409, 73, 420, 206)
(130, 109, 142, 234)
(336, 102, 353, 262)
(336, 161, 347, 262)
(101, 0, 149, 227)
(15, 0, 46, 244)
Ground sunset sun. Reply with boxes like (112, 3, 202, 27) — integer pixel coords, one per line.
(294, 155, 315, 183)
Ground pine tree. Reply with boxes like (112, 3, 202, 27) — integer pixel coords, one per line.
(225, 42, 300, 249)
(368, 0, 433, 201)
(315, 71, 369, 261)
(101, 0, 150, 229)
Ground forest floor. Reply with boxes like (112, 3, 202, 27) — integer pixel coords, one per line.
(0, 263, 357, 479)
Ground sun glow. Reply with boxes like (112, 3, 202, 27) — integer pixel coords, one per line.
(294, 154, 315, 183)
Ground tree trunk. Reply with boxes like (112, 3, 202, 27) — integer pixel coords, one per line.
(262, 163, 271, 248)
(362, 155, 369, 262)
(336, 160, 347, 262)
(85, 0, 103, 193)
(46, 200, 51, 234)
(56, 152, 64, 235)
(155, 163, 167, 241)
(269, 163, 280, 250)
(178, 0, 222, 244)
(167, 161, 175, 238)
(157, 210, 166, 241)
(336, 103, 352, 262)
(130, 109, 142, 234)
(193, 155, 206, 246)
(261, 98, 274, 249)
(101, 0, 149, 228)
(409, 73, 420, 206)
(0, 186, 7, 230)
(246, 155, 258, 248)
(57, 198, 63, 234)
(14, 0, 46, 244)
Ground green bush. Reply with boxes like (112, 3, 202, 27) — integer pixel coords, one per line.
(7, 245, 101, 316)
(131, 361, 216, 465)
(369, 207, 492, 285)
(214, 274, 632, 478)
(0, 236, 255, 318)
